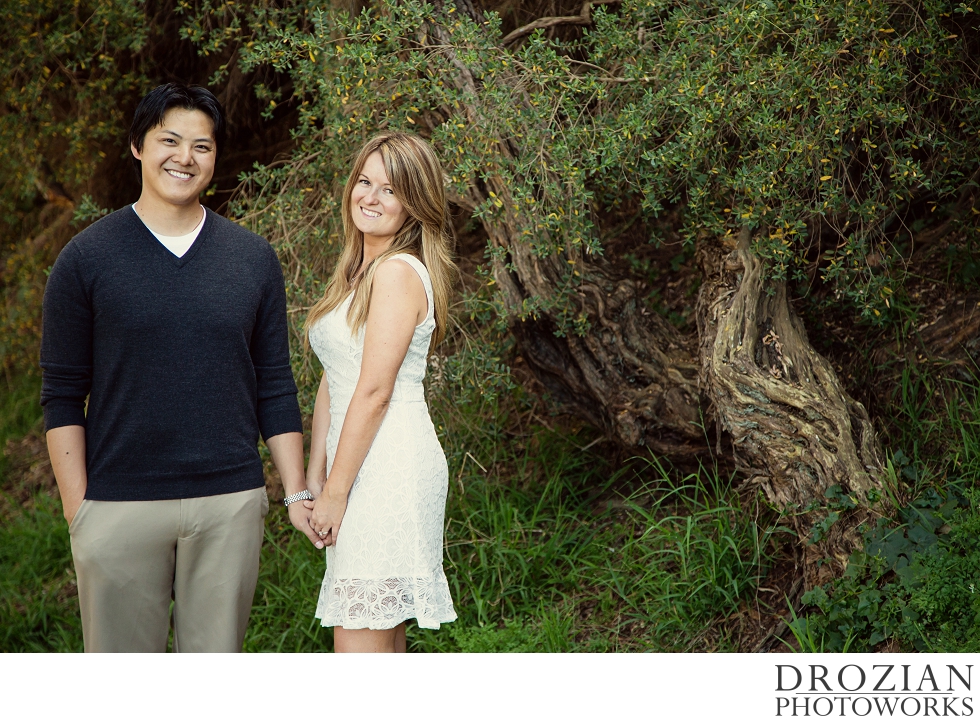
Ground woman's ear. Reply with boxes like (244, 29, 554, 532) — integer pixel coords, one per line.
(131, 143, 142, 161)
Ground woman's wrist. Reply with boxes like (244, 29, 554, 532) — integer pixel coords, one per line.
(324, 478, 349, 500)
(305, 476, 321, 489)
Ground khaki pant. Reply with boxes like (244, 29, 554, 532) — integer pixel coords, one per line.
(69, 487, 269, 653)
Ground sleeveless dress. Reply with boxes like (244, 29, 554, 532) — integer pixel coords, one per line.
(309, 253, 457, 630)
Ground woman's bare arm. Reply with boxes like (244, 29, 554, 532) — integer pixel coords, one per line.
(306, 371, 332, 498)
(309, 258, 426, 545)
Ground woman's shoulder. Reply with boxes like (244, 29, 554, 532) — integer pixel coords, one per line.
(373, 255, 431, 319)
(384, 252, 427, 271)
(377, 253, 429, 285)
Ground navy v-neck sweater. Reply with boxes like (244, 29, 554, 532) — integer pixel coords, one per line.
(40, 206, 302, 501)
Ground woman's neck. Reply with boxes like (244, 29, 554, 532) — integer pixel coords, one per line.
(359, 235, 393, 272)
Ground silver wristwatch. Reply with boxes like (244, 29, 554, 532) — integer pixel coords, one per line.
(283, 490, 314, 507)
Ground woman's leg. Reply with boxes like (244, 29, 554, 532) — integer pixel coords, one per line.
(395, 623, 407, 653)
(334, 622, 407, 653)
(333, 626, 396, 652)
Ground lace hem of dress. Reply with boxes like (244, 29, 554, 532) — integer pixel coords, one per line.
(315, 575, 458, 631)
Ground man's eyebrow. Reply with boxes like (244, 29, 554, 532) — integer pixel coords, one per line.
(160, 129, 214, 144)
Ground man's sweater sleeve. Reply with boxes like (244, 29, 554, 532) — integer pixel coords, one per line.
(40, 243, 93, 431)
(251, 244, 303, 440)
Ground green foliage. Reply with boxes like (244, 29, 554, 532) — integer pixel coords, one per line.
(0, 373, 43, 477)
(0, 1, 144, 373)
(790, 486, 980, 652)
(71, 195, 111, 225)
(0, 239, 49, 373)
(450, 619, 547, 653)
(0, 1, 151, 374)
(0, 0, 151, 224)
(590, 0, 978, 325)
(218, 0, 980, 340)
(790, 380, 980, 652)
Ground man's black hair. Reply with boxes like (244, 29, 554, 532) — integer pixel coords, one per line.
(129, 83, 226, 181)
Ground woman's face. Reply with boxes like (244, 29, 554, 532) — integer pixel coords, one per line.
(350, 151, 409, 246)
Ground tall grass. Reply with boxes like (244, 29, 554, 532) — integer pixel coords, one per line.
(0, 492, 81, 652)
(1, 373, 783, 652)
(0, 373, 82, 652)
(244, 447, 782, 652)
(247, 388, 784, 653)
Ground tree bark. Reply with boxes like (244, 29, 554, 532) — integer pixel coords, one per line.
(696, 228, 893, 585)
(482, 209, 707, 458)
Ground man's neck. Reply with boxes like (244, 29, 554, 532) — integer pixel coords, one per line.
(134, 195, 204, 237)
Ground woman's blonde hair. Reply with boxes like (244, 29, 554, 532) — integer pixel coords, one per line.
(304, 132, 458, 349)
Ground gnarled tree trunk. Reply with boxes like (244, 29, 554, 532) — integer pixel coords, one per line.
(483, 211, 706, 458)
(424, 2, 893, 580)
(696, 228, 893, 585)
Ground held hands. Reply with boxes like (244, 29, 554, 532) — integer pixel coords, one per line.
(287, 498, 325, 550)
(310, 488, 348, 548)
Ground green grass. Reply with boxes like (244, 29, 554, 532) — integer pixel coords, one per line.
(0, 371, 42, 477)
(243, 447, 782, 653)
(0, 491, 81, 652)
(0, 374, 783, 652)
(0, 372, 81, 652)
(245, 510, 335, 652)
(8, 357, 980, 653)
(244, 385, 785, 652)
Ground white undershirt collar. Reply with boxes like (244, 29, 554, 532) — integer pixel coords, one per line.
(133, 204, 206, 258)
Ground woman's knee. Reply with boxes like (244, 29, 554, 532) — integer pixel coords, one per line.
(334, 625, 400, 653)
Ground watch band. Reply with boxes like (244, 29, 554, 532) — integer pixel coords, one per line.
(283, 490, 314, 507)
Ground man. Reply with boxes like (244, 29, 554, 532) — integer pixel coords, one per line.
(41, 83, 322, 653)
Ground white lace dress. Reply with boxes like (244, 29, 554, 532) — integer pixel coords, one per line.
(309, 253, 457, 630)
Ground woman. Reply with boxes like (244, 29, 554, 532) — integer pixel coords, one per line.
(303, 132, 459, 652)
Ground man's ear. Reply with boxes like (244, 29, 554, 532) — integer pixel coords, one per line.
(131, 143, 142, 161)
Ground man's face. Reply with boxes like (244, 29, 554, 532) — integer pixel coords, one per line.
(131, 108, 216, 207)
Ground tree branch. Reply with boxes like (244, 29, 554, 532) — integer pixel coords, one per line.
(501, 1, 620, 46)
